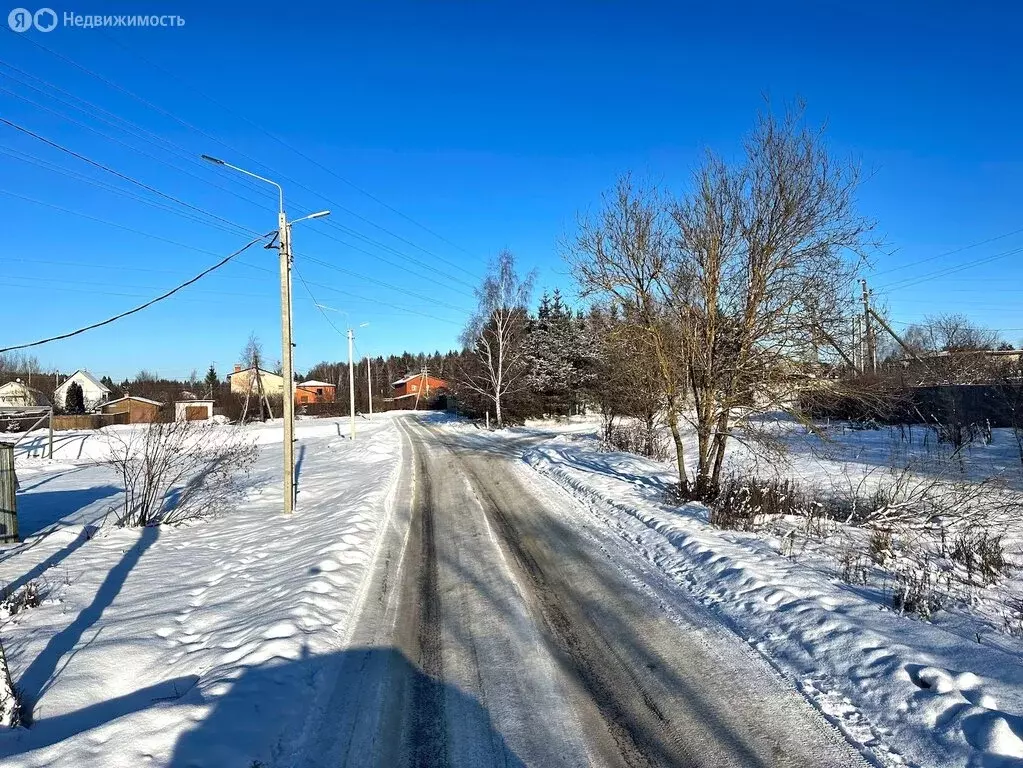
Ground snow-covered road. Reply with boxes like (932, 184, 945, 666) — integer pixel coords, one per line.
(305, 416, 865, 767)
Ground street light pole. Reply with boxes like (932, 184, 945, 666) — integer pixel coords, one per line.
(277, 209, 296, 513)
(347, 328, 356, 440)
(201, 154, 329, 516)
(366, 356, 373, 419)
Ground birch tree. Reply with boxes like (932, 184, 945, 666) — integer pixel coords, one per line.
(458, 250, 535, 426)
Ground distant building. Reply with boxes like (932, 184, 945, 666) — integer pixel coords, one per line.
(174, 399, 215, 422)
(295, 380, 336, 405)
(99, 395, 163, 423)
(391, 373, 448, 403)
(0, 380, 50, 409)
(227, 365, 285, 397)
(54, 370, 110, 411)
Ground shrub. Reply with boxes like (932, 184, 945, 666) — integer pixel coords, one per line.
(106, 421, 259, 526)
(950, 530, 1009, 586)
(710, 476, 820, 531)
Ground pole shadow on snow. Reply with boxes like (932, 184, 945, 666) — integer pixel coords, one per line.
(167, 646, 526, 768)
(14, 525, 160, 724)
(13, 485, 121, 538)
(295, 443, 307, 493)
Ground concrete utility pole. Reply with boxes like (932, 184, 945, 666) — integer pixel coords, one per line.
(277, 208, 296, 512)
(366, 357, 373, 418)
(348, 328, 356, 440)
(202, 153, 329, 515)
(860, 279, 877, 375)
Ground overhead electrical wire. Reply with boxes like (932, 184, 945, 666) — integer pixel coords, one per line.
(0, 232, 274, 353)
(0, 116, 257, 236)
(9, 32, 484, 281)
(876, 245, 1023, 292)
(0, 67, 478, 296)
(96, 31, 484, 276)
(869, 226, 1023, 279)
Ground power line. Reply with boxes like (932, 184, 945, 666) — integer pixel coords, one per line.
(0, 232, 274, 353)
(0, 186, 258, 252)
(12, 32, 483, 281)
(869, 226, 1023, 279)
(0, 145, 260, 237)
(96, 31, 485, 275)
(300, 253, 471, 312)
(0, 117, 259, 236)
(876, 245, 1023, 292)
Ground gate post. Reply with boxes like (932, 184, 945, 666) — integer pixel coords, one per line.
(0, 443, 18, 544)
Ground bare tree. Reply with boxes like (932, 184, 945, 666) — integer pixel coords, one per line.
(566, 176, 692, 488)
(667, 105, 876, 497)
(458, 250, 535, 426)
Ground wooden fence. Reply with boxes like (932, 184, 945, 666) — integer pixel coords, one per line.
(0, 443, 17, 544)
(52, 412, 130, 431)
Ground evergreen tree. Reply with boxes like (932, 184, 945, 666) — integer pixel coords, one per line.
(524, 289, 598, 416)
(64, 381, 85, 414)
(204, 365, 219, 398)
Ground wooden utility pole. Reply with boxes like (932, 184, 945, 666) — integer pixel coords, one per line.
(860, 279, 877, 374)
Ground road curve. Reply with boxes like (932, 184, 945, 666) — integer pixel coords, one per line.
(304, 415, 868, 767)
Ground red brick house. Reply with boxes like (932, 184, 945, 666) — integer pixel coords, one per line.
(392, 373, 447, 404)
(295, 380, 336, 405)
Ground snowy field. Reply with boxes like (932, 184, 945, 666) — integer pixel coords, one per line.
(0, 414, 404, 767)
(507, 415, 1023, 768)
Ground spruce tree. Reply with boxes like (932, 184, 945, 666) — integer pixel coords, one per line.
(204, 365, 219, 398)
(64, 381, 85, 414)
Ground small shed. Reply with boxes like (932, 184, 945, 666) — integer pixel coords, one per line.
(99, 395, 163, 424)
(174, 399, 215, 422)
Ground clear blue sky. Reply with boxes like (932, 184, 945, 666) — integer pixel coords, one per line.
(2, 1, 1021, 381)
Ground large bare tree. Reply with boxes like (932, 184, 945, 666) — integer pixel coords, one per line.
(668, 105, 875, 496)
(458, 250, 535, 426)
(568, 106, 876, 498)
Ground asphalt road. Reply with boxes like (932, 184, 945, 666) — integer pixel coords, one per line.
(306, 416, 868, 767)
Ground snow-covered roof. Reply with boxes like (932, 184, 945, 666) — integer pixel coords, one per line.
(299, 380, 334, 387)
(61, 369, 110, 393)
(101, 395, 163, 407)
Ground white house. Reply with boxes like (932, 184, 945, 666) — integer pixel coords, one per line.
(0, 380, 50, 408)
(53, 370, 111, 412)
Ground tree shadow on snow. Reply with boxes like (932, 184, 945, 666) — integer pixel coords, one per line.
(14, 525, 160, 725)
(168, 646, 527, 768)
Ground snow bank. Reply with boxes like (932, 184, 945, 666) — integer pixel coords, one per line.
(0, 415, 403, 767)
(524, 435, 1023, 768)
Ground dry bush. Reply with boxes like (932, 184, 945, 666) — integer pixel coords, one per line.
(106, 421, 259, 527)
(602, 420, 671, 461)
(0, 582, 40, 619)
(710, 476, 824, 531)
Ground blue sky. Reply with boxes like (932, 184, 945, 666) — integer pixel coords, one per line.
(1, 1, 1021, 380)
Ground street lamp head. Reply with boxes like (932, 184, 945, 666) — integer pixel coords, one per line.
(359, 322, 370, 328)
(200, 154, 225, 165)
(307, 210, 330, 220)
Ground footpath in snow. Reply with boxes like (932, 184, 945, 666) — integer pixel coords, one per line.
(513, 420, 1023, 768)
(0, 414, 403, 768)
